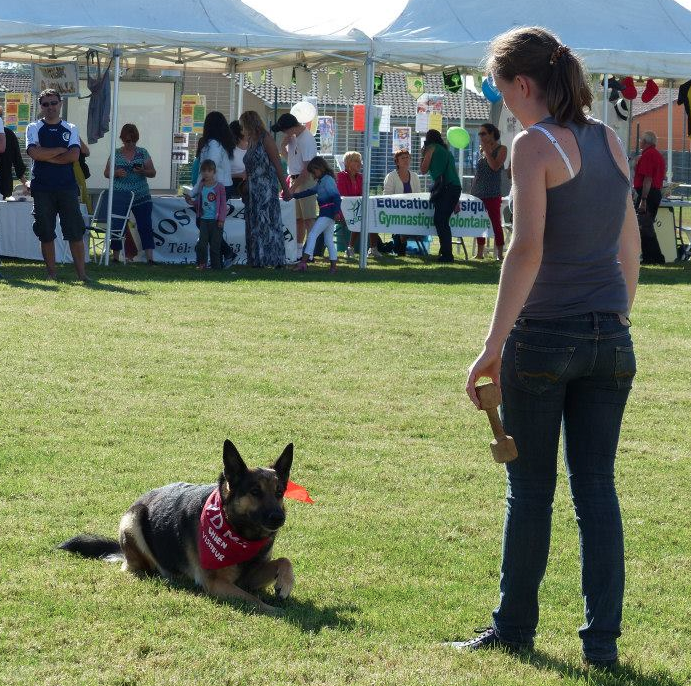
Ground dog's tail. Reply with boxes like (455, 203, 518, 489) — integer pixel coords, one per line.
(58, 534, 124, 563)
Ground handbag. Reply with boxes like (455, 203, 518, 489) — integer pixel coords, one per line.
(78, 152, 91, 180)
(429, 151, 452, 206)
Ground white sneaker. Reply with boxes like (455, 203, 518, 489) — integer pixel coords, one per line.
(368, 247, 383, 258)
(345, 246, 355, 259)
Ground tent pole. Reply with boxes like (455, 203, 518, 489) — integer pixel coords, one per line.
(459, 72, 466, 188)
(359, 54, 375, 269)
(228, 61, 236, 120)
(105, 46, 121, 266)
(602, 74, 609, 127)
(667, 80, 674, 182)
(237, 72, 245, 116)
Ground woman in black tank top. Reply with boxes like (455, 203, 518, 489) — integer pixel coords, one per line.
(455, 27, 641, 668)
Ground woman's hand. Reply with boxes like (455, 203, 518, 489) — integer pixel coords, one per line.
(115, 168, 127, 178)
(282, 188, 292, 202)
(466, 344, 502, 409)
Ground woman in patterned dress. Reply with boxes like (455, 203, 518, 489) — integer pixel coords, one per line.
(238, 111, 291, 267)
(104, 123, 157, 264)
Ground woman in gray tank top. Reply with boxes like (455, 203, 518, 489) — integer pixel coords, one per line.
(456, 28, 641, 668)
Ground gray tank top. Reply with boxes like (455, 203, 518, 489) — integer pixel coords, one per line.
(521, 116, 630, 318)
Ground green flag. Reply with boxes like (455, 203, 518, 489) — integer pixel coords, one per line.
(443, 68, 462, 94)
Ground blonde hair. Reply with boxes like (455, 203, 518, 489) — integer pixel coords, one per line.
(343, 151, 362, 167)
(485, 26, 592, 126)
(239, 110, 267, 141)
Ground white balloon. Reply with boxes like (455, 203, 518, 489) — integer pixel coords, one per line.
(290, 100, 317, 124)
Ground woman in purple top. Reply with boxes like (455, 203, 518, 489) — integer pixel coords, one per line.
(457, 27, 641, 668)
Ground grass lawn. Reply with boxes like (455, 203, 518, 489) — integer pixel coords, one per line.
(0, 255, 689, 686)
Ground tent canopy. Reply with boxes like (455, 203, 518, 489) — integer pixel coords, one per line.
(373, 0, 691, 80)
(0, 0, 369, 70)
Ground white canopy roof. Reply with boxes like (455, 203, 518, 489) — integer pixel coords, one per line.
(373, 0, 691, 80)
(0, 0, 369, 70)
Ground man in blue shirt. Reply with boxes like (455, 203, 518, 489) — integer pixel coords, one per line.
(26, 89, 88, 281)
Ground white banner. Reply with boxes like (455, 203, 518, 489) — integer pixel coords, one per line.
(139, 196, 297, 264)
(340, 193, 489, 238)
(32, 63, 80, 98)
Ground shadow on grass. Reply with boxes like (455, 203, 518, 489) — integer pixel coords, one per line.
(157, 574, 357, 633)
(0, 264, 143, 294)
(516, 649, 685, 686)
(3, 257, 689, 288)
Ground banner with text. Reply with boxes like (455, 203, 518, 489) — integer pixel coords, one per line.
(32, 63, 80, 97)
(140, 196, 297, 264)
(340, 193, 489, 238)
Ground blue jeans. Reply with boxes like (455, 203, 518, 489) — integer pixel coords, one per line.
(492, 312, 636, 662)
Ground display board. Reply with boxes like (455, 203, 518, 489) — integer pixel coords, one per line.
(65, 80, 174, 190)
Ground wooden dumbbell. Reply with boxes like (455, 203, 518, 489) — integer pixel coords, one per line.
(475, 382, 518, 463)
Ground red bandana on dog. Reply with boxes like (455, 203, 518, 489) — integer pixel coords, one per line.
(198, 489, 270, 570)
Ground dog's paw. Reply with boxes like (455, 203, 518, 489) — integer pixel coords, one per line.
(274, 558, 294, 599)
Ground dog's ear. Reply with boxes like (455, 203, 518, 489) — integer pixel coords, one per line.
(222, 440, 248, 487)
(271, 443, 293, 486)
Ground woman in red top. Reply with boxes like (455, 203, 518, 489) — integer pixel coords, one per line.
(337, 151, 382, 258)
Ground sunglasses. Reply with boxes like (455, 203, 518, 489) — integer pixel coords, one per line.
(40, 101, 60, 107)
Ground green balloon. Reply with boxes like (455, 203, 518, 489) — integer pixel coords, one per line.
(447, 126, 470, 149)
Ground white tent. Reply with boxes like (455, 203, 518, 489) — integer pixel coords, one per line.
(0, 0, 369, 70)
(0, 0, 372, 264)
(373, 0, 691, 183)
(373, 0, 691, 79)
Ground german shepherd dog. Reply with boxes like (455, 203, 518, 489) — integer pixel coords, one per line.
(59, 440, 294, 614)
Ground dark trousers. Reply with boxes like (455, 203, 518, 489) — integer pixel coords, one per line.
(634, 188, 665, 264)
(196, 218, 223, 269)
(111, 201, 154, 252)
(493, 313, 635, 661)
(433, 184, 461, 260)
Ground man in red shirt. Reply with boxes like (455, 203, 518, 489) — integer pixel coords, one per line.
(633, 130, 666, 264)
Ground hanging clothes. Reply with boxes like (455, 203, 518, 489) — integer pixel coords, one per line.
(86, 50, 111, 144)
(676, 79, 691, 136)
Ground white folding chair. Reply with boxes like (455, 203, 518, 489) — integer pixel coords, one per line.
(88, 190, 135, 264)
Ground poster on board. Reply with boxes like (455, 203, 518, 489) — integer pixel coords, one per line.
(181, 95, 206, 134)
(2, 93, 31, 134)
(317, 117, 334, 155)
(415, 94, 444, 133)
(392, 127, 412, 153)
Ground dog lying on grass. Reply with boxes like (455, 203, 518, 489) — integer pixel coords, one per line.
(59, 440, 294, 614)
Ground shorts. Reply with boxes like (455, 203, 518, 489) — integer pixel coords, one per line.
(32, 189, 85, 243)
(289, 175, 318, 220)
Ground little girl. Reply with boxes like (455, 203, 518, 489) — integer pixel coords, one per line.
(185, 159, 227, 269)
(291, 156, 341, 273)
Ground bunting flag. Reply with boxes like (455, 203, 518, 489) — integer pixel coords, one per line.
(443, 68, 463, 94)
(407, 74, 425, 98)
(285, 480, 314, 504)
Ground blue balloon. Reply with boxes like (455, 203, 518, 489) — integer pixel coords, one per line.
(482, 77, 502, 103)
